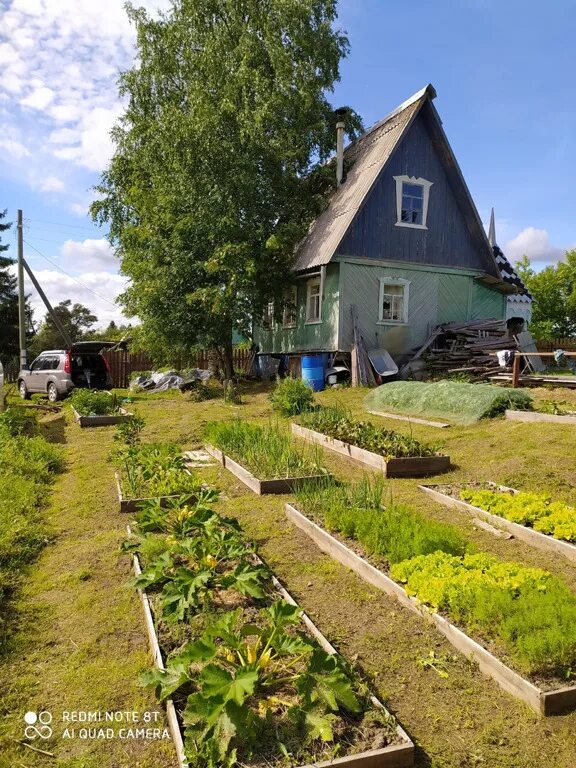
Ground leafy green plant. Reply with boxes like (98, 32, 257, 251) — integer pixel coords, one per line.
(69, 388, 119, 415)
(270, 376, 315, 416)
(391, 550, 576, 677)
(112, 440, 202, 499)
(533, 399, 573, 416)
(460, 488, 576, 543)
(295, 477, 466, 564)
(113, 414, 145, 448)
(0, 406, 38, 437)
(141, 602, 364, 765)
(299, 405, 440, 458)
(205, 420, 324, 479)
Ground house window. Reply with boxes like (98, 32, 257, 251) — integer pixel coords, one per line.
(378, 278, 409, 324)
(283, 286, 298, 328)
(393, 175, 433, 230)
(306, 280, 321, 323)
(262, 301, 275, 329)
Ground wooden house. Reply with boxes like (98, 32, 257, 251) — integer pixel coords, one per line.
(254, 85, 526, 369)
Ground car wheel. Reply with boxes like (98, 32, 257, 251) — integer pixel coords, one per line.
(47, 382, 59, 402)
(19, 380, 30, 400)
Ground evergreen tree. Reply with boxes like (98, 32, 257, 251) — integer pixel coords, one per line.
(0, 210, 20, 363)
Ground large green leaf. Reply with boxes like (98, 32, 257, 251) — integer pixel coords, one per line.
(304, 710, 335, 742)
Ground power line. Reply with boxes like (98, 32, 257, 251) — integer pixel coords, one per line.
(22, 239, 120, 308)
(26, 218, 101, 231)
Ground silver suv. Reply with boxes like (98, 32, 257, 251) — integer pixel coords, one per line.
(18, 342, 114, 402)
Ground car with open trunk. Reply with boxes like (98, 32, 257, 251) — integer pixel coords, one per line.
(17, 342, 116, 402)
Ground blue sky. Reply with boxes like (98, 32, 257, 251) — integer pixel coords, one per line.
(1, 0, 574, 327)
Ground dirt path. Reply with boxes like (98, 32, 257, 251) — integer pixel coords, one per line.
(0, 410, 177, 768)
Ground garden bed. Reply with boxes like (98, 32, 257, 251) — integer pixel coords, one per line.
(292, 424, 450, 478)
(205, 444, 329, 494)
(72, 405, 132, 428)
(505, 409, 576, 425)
(419, 482, 576, 563)
(285, 503, 576, 716)
(115, 470, 198, 514)
(126, 492, 413, 767)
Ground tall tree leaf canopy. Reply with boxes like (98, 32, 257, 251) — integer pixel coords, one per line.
(92, 0, 361, 374)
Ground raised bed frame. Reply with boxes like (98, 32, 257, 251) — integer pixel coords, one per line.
(366, 410, 450, 429)
(505, 409, 576, 425)
(285, 503, 576, 716)
(129, 527, 414, 768)
(115, 470, 197, 514)
(291, 423, 450, 478)
(419, 483, 576, 564)
(72, 405, 132, 428)
(204, 444, 330, 495)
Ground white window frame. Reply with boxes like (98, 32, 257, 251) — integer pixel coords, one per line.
(262, 301, 275, 330)
(282, 286, 298, 328)
(393, 175, 433, 230)
(377, 277, 410, 325)
(305, 279, 322, 324)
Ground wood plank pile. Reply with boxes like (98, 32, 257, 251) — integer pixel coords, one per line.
(405, 318, 517, 380)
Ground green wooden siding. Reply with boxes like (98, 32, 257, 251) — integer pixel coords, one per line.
(254, 264, 339, 353)
(337, 260, 506, 356)
(470, 281, 507, 320)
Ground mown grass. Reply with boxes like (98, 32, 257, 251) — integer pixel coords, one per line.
(2, 381, 576, 768)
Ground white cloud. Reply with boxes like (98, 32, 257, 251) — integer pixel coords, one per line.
(39, 175, 65, 192)
(70, 203, 89, 217)
(0, 0, 171, 180)
(20, 85, 55, 110)
(0, 137, 30, 158)
(10, 264, 130, 328)
(60, 238, 118, 272)
(505, 227, 566, 265)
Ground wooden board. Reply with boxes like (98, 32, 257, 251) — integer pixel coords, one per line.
(115, 471, 197, 514)
(73, 406, 133, 428)
(367, 409, 450, 429)
(419, 484, 576, 564)
(285, 503, 576, 716)
(292, 423, 450, 478)
(130, 524, 414, 768)
(505, 409, 576, 425)
(204, 444, 330, 495)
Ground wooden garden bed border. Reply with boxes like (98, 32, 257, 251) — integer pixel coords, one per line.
(291, 423, 450, 478)
(72, 405, 133, 428)
(128, 528, 414, 768)
(204, 444, 330, 495)
(115, 470, 197, 514)
(505, 409, 576, 425)
(366, 410, 450, 429)
(418, 483, 576, 564)
(285, 503, 576, 716)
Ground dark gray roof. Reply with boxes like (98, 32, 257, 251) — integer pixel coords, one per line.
(293, 86, 433, 271)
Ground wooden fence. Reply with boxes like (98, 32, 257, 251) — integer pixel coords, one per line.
(536, 338, 576, 352)
(103, 348, 253, 388)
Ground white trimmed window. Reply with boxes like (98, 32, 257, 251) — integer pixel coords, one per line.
(393, 175, 433, 229)
(283, 286, 298, 328)
(262, 301, 275, 329)
(306, 279, 321, 323)
(378, 278, 409, 324)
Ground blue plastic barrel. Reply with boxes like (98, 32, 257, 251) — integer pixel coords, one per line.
(301, 354, 325, 392)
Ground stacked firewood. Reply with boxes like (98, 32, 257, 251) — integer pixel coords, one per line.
(403, 318, 517, 380)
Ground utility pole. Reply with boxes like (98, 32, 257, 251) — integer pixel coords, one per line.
(17, 209, 27, 369)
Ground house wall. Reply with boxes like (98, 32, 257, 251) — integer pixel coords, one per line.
(337, 259, 505, 356)
(338, 110, 497, 275)
(253, 263, 340, 354)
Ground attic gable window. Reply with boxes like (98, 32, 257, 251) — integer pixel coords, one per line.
(393, 175, 433, 230)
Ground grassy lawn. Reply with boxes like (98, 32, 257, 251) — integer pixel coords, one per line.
(1, 380, 576, 767)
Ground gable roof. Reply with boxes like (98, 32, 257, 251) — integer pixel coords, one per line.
(293, 85, 433, 272)
(294, 84, 505, 285)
